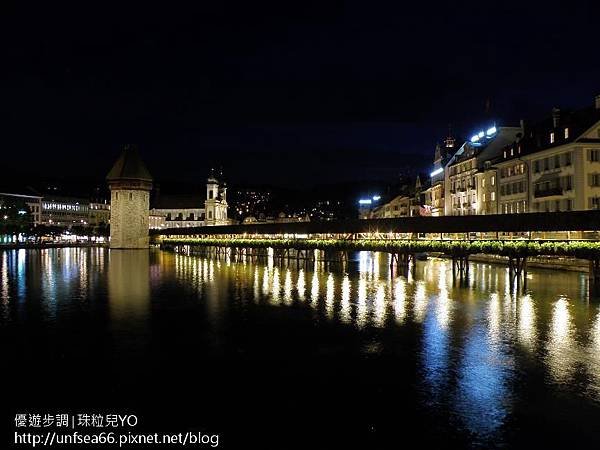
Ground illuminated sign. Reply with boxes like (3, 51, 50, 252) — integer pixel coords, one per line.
(430, 167, 443, 177)
(470, 125, 497, 144)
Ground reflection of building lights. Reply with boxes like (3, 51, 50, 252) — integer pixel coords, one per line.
(471, 135, 480, 143)
(358, 199, 372, 205)
(372, 195, 381, 201)
(486, 126, 497, 136)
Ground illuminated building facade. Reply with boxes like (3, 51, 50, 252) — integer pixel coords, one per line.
(149, 171, 229, 229)
(445, 126, 523, 215)
(88, 201, 110, 227)
(369, 194, 411, 219)
(424, 134, 456, 216)
(41, 196, 91, 227)
(495, 144, 528, 214)
(521, 100, 600, 212)
(149, 194, 205, 229)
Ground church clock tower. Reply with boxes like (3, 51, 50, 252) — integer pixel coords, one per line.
(204, 169, 228, 226)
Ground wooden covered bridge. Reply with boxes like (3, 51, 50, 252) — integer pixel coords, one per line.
(153, 210, 600, 298)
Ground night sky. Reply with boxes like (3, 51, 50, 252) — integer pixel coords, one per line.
(3, 1, 599, 188)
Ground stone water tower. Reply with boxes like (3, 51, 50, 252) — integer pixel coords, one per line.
(106, 144, 153, 249)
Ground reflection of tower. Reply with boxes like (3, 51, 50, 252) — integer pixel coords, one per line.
(204, 169, 228, 226)
(106, 145, 153, 249)
(108, 250, 150, 355)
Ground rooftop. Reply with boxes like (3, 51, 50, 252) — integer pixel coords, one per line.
(106, 145, 153, 182)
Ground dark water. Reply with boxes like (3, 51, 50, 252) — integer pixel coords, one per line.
(2, 247, 600, 448)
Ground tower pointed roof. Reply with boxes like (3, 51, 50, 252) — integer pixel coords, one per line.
(106, 144, 153, 182)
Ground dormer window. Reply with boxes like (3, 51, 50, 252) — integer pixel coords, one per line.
(550, 132, 555, 144)
(510, 148, 514, 156)
(503, 150, 507, 158)
(564, 128, 569, 139)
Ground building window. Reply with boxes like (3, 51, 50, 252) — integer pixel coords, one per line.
(564, 128, 569, 139)
(491, 192, 496, 201)
(491, 176, 495, 186)
(550, 132, 555, 144)
(534, 160, 540, 173)
(482, 178, 486, 187)
(589, 150, 600, 162)
(554, 154, 560, 168)
(565, 152, 572, 166)
(590, 173, 600, 187)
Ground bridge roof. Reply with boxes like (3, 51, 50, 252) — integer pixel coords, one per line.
(154, 210, 600, 236)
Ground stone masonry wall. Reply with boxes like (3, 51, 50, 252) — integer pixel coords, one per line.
(110, 189, 150, 249)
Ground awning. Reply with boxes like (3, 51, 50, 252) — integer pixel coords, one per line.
(533, 172, 559, 184)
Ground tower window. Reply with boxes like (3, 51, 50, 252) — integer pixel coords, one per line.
(550, 132, 555, 144)
(564, 128, 569, 139)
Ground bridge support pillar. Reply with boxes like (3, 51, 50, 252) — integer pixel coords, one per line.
(589, 259, 600, 300)
(452, 255, 469, 277)
(391, 253, 413, 277)
(508, 256, 528, 291)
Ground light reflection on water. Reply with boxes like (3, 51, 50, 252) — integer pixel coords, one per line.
(3, 247, 600, 443)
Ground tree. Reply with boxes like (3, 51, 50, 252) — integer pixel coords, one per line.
(0, 197, 33, 235)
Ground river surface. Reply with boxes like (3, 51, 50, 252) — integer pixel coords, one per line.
(2, 247, 600, 448)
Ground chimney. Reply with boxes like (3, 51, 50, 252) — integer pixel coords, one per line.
(596, 94, 600, 110)
(552, 107, 560, 128)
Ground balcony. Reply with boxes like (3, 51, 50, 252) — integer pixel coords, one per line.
(534, 187, 563, 198)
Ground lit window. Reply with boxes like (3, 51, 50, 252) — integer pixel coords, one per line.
(510, 148, 514, 156)
(550, 132, 555, 144)
(491, 176, 495, 186)
(564, 128, 569, 139)
(491, 192, 496, 201)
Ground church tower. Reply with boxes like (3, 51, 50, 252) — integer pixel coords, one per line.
(106, 144, 153, 249)
(204, 169, 228, 226)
